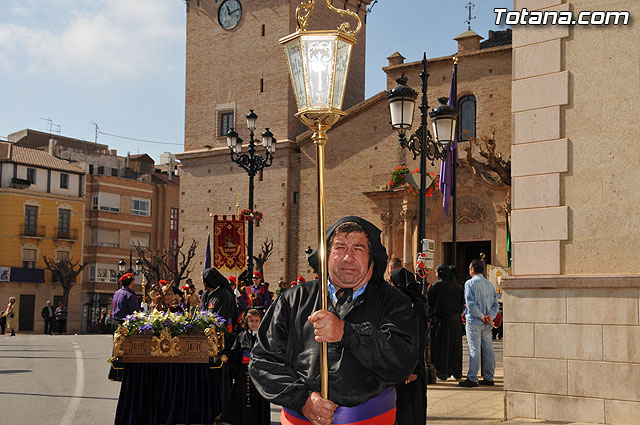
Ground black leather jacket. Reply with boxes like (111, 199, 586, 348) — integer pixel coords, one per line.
(249, 278, 419, 413)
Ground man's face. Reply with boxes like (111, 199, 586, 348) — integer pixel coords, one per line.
(47, 301, 52, 306)
(252, 275, 262, 285)
(328, 231, 373, 289)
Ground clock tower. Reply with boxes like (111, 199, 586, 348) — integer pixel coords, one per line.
(178, 0, 371, 280)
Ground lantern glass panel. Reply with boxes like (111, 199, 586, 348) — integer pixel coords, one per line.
(433, 117, 457, 145)
(303, 36, 334, 109)
(389, 98, 415, 130)
(332, 39, 352, 110)
(285, 40, 307, 111)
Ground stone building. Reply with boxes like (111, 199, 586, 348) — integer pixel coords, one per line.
(178, 0, 513, 284)
(7, 130, 180, 333)
(503, 1, 640, 424)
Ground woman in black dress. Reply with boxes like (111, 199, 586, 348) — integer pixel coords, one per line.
(229, 308, 270, 425)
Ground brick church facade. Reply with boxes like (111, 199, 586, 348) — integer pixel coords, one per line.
(177, 0, 512, 284)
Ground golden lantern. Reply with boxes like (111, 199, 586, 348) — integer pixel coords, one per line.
(280, 0, 362, 399)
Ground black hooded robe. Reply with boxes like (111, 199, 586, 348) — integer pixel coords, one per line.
(229, 329, 271, 425)
(249, 216, 419, 421)
(428, 265, 464, 379)
(390, 267, 427, 425)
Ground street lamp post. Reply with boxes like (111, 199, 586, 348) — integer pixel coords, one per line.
(386, 53, 458, 386)
(226, 110, 276, 280)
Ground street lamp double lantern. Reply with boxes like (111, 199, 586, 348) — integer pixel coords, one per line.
(118, 257, 142, 274)
(226, 110, 275, 155)
(386, 74, 458, 160)
(280, 0, 362, 400)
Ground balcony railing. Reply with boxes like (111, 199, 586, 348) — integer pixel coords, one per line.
(56, 228, 79, 241)
(21, 224, 46, 238)
(4, 267, 45, 283)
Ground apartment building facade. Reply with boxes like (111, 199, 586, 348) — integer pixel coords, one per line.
(0, 141, 85, 333)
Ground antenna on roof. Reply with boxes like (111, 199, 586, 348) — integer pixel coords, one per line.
(40, 117, 60, 137)
(91, 122, 99, 144)
(465, 2, 476, 30)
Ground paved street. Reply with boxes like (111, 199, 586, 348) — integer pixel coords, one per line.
(0, 333, 508, 425)
(0, 334, 584, 425)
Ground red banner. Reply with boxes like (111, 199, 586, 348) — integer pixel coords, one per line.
(213, 215, 246, 273)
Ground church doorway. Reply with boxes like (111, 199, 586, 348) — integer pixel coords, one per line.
(443, 241, 491, 282)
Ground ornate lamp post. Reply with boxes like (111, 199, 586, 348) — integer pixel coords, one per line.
(226, 110, 276, 280)
(118, 251, 142, 276)
(386, 54, 458, 385)
(280, 0, 361, 399)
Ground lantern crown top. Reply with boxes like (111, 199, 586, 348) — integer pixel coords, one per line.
(386, 74, 418, 101)
(429, 97, 457, 120)
(295, 0, 362, 38)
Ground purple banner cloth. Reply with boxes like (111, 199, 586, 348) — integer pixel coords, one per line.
(439, 64, 458, 217)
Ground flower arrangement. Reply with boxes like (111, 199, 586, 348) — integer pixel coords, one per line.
(122, 309, 226, 337)
(240, 208, 263, 222)
(388, 165, 440, 197)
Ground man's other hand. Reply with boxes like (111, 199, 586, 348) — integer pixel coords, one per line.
(302, 391, 337, 425)
(309, 310, 344, 343)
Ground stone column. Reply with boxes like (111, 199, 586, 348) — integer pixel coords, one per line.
(379, 211, 392, 259)
(400, 209, 414, 270)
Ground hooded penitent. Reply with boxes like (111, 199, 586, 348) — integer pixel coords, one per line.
(251, 216, 419, 418)
(307, 216, 388, 282)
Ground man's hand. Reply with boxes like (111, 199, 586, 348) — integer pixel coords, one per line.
(302, 391, 337, 425)
(308, 310, 344, 343)
(482, 315, 492, 325)
(405, 373, 417, 384)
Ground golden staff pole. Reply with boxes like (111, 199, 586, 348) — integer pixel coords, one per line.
(312, 122, 330, 398)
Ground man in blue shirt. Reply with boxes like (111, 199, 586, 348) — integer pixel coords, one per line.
(459, 259, 499, 387)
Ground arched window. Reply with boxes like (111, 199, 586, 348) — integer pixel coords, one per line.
(457, 95, 476, 141)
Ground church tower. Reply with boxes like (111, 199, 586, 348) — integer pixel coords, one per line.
(178, 0, 371, 280)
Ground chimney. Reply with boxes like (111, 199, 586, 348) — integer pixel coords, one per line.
(454, 30, 483, 53)
(48, 138, 58, 156)
(126, 152, 130, 168)
(8, 142, 12, 158)
(387, 52, 405, 67)
(168, 155, 173, 181)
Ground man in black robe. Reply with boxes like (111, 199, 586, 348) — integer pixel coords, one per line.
(428, 264, 465, 380)
(250, 216, 419, 425)
(388, 258, 427, 425)
(200, 267, 237, 334)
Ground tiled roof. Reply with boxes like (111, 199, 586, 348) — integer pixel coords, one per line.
(480, 29, 512, 49)
(0, 142, 85, 174)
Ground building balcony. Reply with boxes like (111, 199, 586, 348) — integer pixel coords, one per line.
(21, 225, 46, 238)
(2, 267, 45, 283)
(55, 228, 79, 241)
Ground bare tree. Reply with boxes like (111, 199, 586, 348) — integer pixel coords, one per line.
(42, 257, 87, 307)
(253, 238, 273, 279)
(133, 238, 198, 286)
(463, 130, 511, 186)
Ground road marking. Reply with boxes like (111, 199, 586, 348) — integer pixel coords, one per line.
(58, 341, 85, 425)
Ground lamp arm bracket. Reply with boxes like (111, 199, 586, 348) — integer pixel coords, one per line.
(295, 0, 362, 37)
(324, 0, 362, 37)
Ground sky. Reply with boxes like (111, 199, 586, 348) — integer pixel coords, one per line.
(0, 0, 511, 163)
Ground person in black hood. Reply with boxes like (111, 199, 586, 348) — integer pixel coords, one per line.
(428, 263, 465, 380)
(388, 257, 427, 425)
(250, 216, 419, 425)
(200, 267, 237, 333)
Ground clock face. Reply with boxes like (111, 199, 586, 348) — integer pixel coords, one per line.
(218, 0, 242, 30)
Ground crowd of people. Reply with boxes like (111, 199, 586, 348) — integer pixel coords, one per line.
(105, 215, 500, 425)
